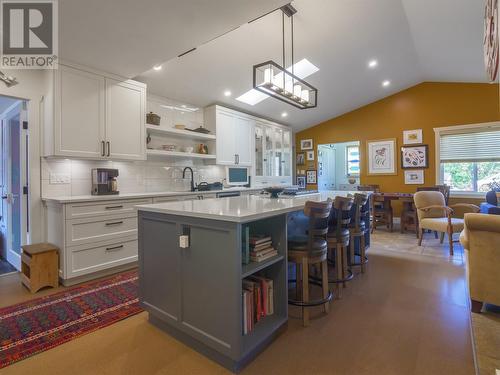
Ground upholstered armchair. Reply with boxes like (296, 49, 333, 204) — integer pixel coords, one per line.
(460, 213, 500, 312)
(413, 191, 479, 255)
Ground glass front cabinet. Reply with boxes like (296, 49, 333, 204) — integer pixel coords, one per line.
(253, 120, 293, 186)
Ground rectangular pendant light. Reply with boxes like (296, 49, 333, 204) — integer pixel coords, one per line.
(253, 60, 317, 109)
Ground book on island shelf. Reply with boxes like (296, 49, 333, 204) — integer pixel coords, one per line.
(249, 235, 272, 246)
(242, 276, 274, 335)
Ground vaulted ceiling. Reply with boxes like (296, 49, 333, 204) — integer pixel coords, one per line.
(59, 0, 289, 77)
(61, 0, 488, 131)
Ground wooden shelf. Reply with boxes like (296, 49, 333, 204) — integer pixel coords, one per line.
(147, 149, 216, 159)
(242, 255, 284, 279)
(146, 125, 216, 140)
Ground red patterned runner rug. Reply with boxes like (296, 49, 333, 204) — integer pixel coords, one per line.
(0, 270, 142, 369)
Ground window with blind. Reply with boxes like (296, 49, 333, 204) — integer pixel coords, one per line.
(438, 126, 500, 193)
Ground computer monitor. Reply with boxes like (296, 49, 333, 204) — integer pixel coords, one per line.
(226, 167, 249, 186)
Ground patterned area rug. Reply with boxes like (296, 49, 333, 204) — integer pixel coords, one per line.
(0, 270, 142, 369)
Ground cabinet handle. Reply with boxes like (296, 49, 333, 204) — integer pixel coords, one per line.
(106, 141, 110, 157)
(106, 245, 124, 251)
(105, 221, 123, 226)
(236, 154, 240, 164)
(105, 205, 123, 210)
(101, 141, 105, 156)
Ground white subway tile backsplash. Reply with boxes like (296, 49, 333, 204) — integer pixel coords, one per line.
(41, 158, 226, 197)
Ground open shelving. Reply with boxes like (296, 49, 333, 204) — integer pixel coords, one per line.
(242, 255, 284, 279)
(146, 124, 216, 141)
(146, 149, 216, 159)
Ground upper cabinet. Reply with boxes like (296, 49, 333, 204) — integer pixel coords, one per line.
(254, 120, 292, 186)
(205, 105, 254, 166)
(44, 63, 146, 160)
(105, 79, 145, 160)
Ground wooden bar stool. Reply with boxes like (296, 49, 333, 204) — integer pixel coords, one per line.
(288, 200, 333, 326)
(349, 194, 369, 273)
(326, 196, 354, 298)
(21, 243, 59, 293)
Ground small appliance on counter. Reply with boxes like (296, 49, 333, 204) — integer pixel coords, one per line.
(91, 168, 119, 195)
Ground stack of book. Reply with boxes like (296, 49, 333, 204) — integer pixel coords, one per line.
(249, 235, 277, 263)
(242, 276, 274, 335)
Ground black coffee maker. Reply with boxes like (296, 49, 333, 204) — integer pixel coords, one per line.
(91, 168, 119, 195)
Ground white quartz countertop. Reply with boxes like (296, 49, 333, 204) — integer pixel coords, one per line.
(41, 187, 262, 204)
(136, 191, 368, 223)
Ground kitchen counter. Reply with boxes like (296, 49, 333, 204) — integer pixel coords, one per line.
(136, 191, 362, 223)
(41, 187, 263, 203)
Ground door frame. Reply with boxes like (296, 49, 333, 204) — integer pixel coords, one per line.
(0, 100, 28, 270)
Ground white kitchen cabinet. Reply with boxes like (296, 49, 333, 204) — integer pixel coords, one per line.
(254, 121, 292, 186)
(206, 105, 254, 166)
(53, 65, 105, 158)
(45, 63, 146, 161)
(106, 79, 146, 160)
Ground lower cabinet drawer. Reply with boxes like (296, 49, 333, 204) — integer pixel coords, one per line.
(66, 214, 138, 246)
(68, 239, 138, 278)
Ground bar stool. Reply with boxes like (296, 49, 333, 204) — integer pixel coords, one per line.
(349, 193, 369, 273)
(326, 196, 354, 298)
(288, 200, 333, 326)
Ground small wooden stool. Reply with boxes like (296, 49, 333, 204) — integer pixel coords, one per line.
(21, 243, 59, 293)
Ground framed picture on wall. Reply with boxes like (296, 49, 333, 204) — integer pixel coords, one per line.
(297, 175, 306, 188)
(306, 150, 315, 161)
(300, 139, 313, 150)
(296, 152, 305, 165)
(306, 170, 317, 184)
(366, 138, 397, 175)
(401, 145, 428, 169)
(404, 170, 424, 184)
(403, 129, 423, 145)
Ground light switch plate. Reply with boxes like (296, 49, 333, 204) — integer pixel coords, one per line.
(49, 173, 70, 184)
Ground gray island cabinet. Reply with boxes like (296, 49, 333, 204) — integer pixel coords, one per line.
(137, 192, 369, 372)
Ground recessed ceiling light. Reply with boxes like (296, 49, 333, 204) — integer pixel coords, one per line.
(382, 80, 391, 87)
(368, 59, 378, 68)
(281, 112, 288, 117)
(224, 90, 232, 97)
(153, 65, 162, 71)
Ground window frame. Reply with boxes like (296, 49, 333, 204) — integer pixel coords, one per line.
(434, 121, 500, 198)
(346, 145, 360, 177)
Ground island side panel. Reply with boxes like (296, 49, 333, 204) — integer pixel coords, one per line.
(138, 211, 241, 360)
(139, 212, 181, 322)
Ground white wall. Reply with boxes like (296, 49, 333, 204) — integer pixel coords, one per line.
(0, 69, 49, 245)
(41, 158, 225, 197)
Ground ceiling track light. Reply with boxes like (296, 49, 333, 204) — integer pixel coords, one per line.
(252, 5, 317, 109)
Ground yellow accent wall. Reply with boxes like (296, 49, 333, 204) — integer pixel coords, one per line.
(296, 82, 500, 209)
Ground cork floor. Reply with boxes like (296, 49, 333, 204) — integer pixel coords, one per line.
(0, 229, 477, 375)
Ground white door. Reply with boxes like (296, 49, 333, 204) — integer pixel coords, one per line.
(105, 79, 146, 160)
(317, 146, 336, 191)
(215, 111, 237, 165)
(0, 101, 27, 270)
(55, 65, 106, 158)
(234, 116, 253, 166)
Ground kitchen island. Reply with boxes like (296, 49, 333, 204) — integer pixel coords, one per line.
(136, 191, 370, 372)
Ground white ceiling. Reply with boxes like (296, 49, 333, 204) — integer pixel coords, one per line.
(67, 0, 487, 131)
(59, 0, 289, 77)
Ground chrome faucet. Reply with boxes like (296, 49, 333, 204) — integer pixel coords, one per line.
(182, 167, 195, 192)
